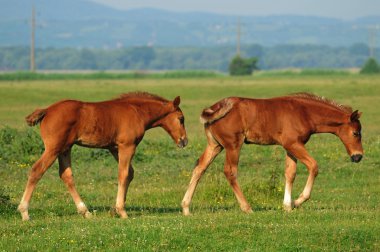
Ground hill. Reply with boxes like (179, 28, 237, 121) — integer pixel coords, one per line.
(1, 0, 379, 48)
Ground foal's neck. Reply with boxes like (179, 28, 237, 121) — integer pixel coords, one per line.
(138, 100, 170, 128)
(312, 108, 348, 134)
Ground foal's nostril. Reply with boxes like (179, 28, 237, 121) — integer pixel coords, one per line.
(350, 154, 363, 163)
(183, 138, 188, 147)
(178, 137, 188, 148)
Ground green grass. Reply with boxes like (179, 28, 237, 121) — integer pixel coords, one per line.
(255, 68, 356, 77)
(0, 76, 379, 251)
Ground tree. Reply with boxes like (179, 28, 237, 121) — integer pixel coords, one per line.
(229, 55, 258, 76)
(360, 58, 380, 74)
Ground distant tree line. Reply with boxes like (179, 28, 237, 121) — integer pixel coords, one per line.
(0, 43, 378, 71)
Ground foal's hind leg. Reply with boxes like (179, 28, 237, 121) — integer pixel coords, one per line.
(181, 143, 223, 216)
(283, 153, 297, 212)
(286, 143, 318, 208)
(18, 150, 58, 221)
(58, 150, 91, 219)
(224, 148, 252, 213)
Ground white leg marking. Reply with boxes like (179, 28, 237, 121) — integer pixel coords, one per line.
(283, 183, 294, 211)
(77, 202, 86, 212)
(18, 201, 30, 221)
(77, 201, 91, 218)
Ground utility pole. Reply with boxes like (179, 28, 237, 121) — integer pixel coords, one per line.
(30, 5, 36, 72)
(368, 26, 378, 58)
(236, 17, 241, 56)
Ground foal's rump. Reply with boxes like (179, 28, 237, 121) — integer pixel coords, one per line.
(200, 97, 239, 124)
(25, 99, 82, 127)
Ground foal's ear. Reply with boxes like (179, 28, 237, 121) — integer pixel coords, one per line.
(173, 96, 181, 108)
(350, 110, 362, 122)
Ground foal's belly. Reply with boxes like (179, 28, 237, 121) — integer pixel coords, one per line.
(244, 131, 278, 145)
(76, 133, 115, 148)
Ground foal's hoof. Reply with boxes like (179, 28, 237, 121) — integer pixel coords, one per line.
(283, 202, 295, 212)
(294, 199, 303, 208)
(83, 211, 92, 219)
(283, 205, 293, 212)
(245, 209, 253, 214)
(182, 208, 191, 216)
(18, 211, 30, 221)
(115, 208, 128, 219)
(242, 207, 253, 214)
(20, 213, 30, 221)
(117, 212, 128, 219)
(18, 204, 30, 221)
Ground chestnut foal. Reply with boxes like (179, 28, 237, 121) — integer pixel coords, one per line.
(182, 93, 363, 215)
(18, 92, 188, 220)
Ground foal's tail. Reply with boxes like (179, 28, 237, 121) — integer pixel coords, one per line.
(25, 108, 47, 126)
(200, 98, 235, 124)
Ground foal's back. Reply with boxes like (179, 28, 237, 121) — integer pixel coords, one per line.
(205, 96, 315, 146)
(39, 99, 142, 149)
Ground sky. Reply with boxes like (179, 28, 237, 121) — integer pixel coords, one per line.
(90, 0, 380, 20)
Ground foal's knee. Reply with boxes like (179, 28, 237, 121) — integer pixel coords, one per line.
(60, 171, 73, 183)
(224, 167, 237, 182)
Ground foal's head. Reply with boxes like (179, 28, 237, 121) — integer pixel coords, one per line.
(336, 110, 363, 163)
(154, 96, 188, 148)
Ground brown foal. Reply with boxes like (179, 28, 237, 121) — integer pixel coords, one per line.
(182, 93, 363, 215)
(18, 92, 188, 220)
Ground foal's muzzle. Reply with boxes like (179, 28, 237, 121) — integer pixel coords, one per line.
(350, 154, 363, 163)
(178, 137, 188, 148)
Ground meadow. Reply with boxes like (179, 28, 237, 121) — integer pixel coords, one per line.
(0, 75, 379, 251)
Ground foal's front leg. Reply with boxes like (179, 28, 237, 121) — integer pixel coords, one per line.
(115, 145, 136, 218)
(283, 153, 297, 212)
(286, 143, 318, 208)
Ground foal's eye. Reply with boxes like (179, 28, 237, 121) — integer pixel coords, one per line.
(353, 131, 361, 137)
(179, 117, 185, 124)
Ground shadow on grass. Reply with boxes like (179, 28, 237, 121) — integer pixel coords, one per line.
(90, 204, 280, 216)
(87, 205, 182, 217)
(0, 202, 19, 219)
(4, 204, 287, 220)
(88, 205, 237, 217)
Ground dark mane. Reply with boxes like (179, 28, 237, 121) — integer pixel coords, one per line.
(288, 92, 353, 114)
(116, 92, 168, 103)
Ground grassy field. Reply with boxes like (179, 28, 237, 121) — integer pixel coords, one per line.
(0, 75, 379, 251)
